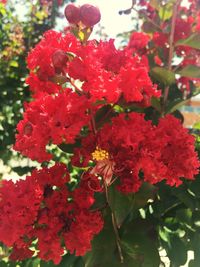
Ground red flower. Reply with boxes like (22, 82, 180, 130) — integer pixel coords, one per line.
(14, 90, 90, 162)
(0, 164, 104, 264)
(73, 113, 199, 193)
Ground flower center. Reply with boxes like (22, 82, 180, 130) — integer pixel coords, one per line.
(92, 146, 109, 161)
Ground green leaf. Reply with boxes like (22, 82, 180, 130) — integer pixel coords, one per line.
(0, 262, 8, 267)
(189, 174, 200, 198)
(167, 236, 188, 266)
(193, 122, 200, 130)
(165, 98, 189, 113)
(175, 33, 200, 50)
(73, 258, 85, 267)
(9, 61, 19, 68)
(40, 260, 55, 267)
(189, 259, 200, 267)
(95, 105, 116, 128)
(173, 187, 196, 211)
(177, 65, 200, 78)
(58, 139, 81, 154)
(0, 3, 6, 16)
(151, 97, 161, 112)
(158, 2, 173, 21)
(108, 183, 157, 228)
(57, 254, 77, 267)
(122, 219, 160, 267)
(84, 214, 121, 267)
(176, 208, 192, 225)
(133, 182, 157, 211)
(151, 67, 176, 85)
(108, 187, 135, 228)
(84, 214, 160, 267)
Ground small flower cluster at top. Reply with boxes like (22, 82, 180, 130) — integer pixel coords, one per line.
(125, 0, 200, 93)
(0, 2, 199, 265)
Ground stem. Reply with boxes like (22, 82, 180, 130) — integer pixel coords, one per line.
(69, 78, 83, 95)
(97, 103, 118, 128)
(90, 203, 108, 212)
(163, 0, 182, 108)
(104, 182, 124, 263)
(119, 1, 162, 31)
(90, 111, 97, 135)
(132, 7, 163, 31)
(161, 202, 182, 217)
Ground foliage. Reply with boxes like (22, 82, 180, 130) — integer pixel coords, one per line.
(0, 0, 200, 267)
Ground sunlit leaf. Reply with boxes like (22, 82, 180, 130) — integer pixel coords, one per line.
(175, 33, 200, 50)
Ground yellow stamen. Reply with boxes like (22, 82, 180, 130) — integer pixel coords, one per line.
(92, 146, 109, 161)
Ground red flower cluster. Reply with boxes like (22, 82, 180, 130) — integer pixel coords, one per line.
(26, 29, 160, 103)
(14, 89, 90, 162)
(128, 32, 150, 53)
(72, 113, 199, 193)
(14, 28, 160, 162)
(0, 164, 103, 264)
(1, 2, 200, 264)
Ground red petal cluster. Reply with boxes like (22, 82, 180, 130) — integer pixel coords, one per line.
(26, 30, 160, 105)
(68, 39, 160, 103)
(14, 90, 90, 162)
(0, 164, 103, 264)
(128, 32, 150, 52)
(73, 113, 199, 193)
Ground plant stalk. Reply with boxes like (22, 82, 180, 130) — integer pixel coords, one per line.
(163, 0, 182, 108)
(104, 182, 124, 263)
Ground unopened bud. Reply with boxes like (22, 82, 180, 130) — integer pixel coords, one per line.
(52, 49, 68, 70)
(80, 4, 101, 27)
(37, 69, 49, 81)
(64, 4, 81, 24)
(23, 122, 33, 136)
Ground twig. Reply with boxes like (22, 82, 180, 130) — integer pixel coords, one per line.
(163, 0, 182, 109)
(90, 111, 97, 135)
(90, 203, 108, 212)
(104, 182, 124, 263)
(132, 7, 163, 31)
(119, 3, 162, 31)
(68, 78, 83, 95)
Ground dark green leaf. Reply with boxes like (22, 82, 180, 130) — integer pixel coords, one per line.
(57, 254, 77, 267)
(40, 260, 55, 267)
(122, 219, 160, 267)
(58, 139, 81, 154)
(165, 98, 189, 113)
(95, 105, 116, 127)
(175, 33, 200, 50)
(189, 175, 200, 197)
(174, 188, 196, 211)
(151, 67, 176, 85)
(108, 187, 135, 228)
(189, 259, 200, 267)
(177, 65, 200, 78)
(167, 236, 188, 266)
(133, 182, 157, 211)
(151, 97, 161, 112)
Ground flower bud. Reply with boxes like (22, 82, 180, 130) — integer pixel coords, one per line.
(80, 4, 101, 27)
(64, 4, 81, 24)
(37, 69, 48, 81)
(52, 49, 68, 70)
(23, 123, 33, 136)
